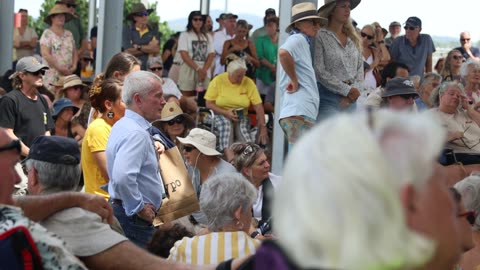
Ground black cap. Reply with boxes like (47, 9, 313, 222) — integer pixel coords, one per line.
(382, 77, 419, 98)
(27, 136, 80, 165)
(265, 8, 276, 16)
(405, 16, 422, 28)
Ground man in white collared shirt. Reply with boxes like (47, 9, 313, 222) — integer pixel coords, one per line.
(213, 13, 237, 76)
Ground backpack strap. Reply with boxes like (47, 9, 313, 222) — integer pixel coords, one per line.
(0, 225, 44, 270)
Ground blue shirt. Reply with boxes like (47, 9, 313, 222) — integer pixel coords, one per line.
(390, 34, 436, 77)
(106, 109, 163, 216)
(278, 33, 319, 120)
(415, 98, 429, 111)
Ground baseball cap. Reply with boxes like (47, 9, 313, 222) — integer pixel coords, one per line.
(265, 8, 276, 16)
(9, 56, 49, 79)
(223, 13, 238, 20)
(404, 16, 422, 28)
(382, 77, 419, 98)
(389, 21, 401, 27)
(26, 136, 80, 165)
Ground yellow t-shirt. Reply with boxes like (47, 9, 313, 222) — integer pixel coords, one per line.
(81, 118, 111, 199)
(204, 73, 262, 114)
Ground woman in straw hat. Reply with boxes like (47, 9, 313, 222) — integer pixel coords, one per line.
(61, 74, 88, 118)
(314, 0, 364, 121)
(278, 2, 327, 150)
(40, 4, 76, 91)
(152, 101, 195, 150)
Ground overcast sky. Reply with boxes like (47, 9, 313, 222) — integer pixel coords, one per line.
(14, 0, 480, 41)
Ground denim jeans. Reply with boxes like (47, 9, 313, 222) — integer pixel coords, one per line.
(317, 82, 356, 122)
(111, 201, 154, 249)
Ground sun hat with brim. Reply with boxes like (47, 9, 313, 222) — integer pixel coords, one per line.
(44, 4, 74, 25)
(50, 76, 65, 87)
(318, 0, 361, 19)
(127, 3, 154, 21)
(382, 77, 419, 98)
(152, 102, 195, 130)
(177, 128, 221, 156)
(62, 74, 88, 92)
(52, 98, 80, 119)
(285, 2, 328, 33)
(9, 56, 49, 79)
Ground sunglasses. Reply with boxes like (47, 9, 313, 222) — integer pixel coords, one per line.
(458, 211, 476, 226)
(192, 17, 203, 22)
(27, 69, 46, 76)
(404, 26, 416, 31)
(360, 32, 373, 40)
(150, 67, 163, 72)
(0, 139, 21, 154)
(136, 11, 149, 17)
(461, 38, 471, 42)
(66, 4, 76, 8)
(183, 145, 196, 152)
(399, 94, 417, 100)
(452, 55, 463, 60)
(167, 117, 183, 126)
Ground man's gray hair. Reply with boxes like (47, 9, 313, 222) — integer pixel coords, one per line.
(454, 174, 480, 231)
(460, 58, 480, 78)
(200, 173, 257, 231)
(146, 57, 163, 71)
(122, 71, 162, 107)
(25, 159, 81, 192)
(418, 73, 441, 95)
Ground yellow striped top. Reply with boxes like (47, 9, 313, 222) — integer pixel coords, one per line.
(167, 231, 260, 265)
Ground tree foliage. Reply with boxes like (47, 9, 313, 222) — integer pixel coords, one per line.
(31, 0, 174, 45)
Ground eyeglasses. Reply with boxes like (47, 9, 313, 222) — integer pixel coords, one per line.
(66, 4, 76, 8)
(461, 38, 471, 42)
(136, 11, 149, 17)
(360, 32, 373, 40)
(0, 139, 21, 154)
(404, 26, 416, 31)
(167, 117, 183, 126)
(453, 55, 464, 60)
(150, 67, 163, 72)
(192, 17, 203, 22)
(183, 145, 196, 152)
(27, 69, 45, 76)
(458, 211, 476, 226)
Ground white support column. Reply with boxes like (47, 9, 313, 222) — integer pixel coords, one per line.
(96, 0, 124, 74)
(0, 0, 15, 75)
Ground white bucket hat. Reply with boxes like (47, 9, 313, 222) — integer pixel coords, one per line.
(285, 2, 328, 33)
(177, 128, 221, 156)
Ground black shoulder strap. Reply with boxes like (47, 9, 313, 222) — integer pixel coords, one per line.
(260, 178, 273, 224)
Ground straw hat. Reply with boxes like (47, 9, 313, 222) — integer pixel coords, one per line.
(50, 76, 65, 87)
(177, 128, 221, 156)
(318, 0, 361, 19)
(285, 2, 328, 33)
(127, 3, 154, 21)
(62, 75, 88, 92)
(44, 4, 74, 25)
(152, 102, 195, 130)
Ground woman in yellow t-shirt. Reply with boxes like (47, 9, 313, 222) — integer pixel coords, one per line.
(205, 57, 268, 161)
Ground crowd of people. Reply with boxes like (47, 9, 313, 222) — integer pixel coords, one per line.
(2, 0, 480, 269)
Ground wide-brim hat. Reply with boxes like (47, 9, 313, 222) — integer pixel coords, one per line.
(52, 98, 80, 118)
(44, 4, 74, 25)
(9, 56, 49, 79)
(151, 102, 195, 130)
(62, 74, 88, 91)
(50, 76, 65, 87)
(318, 0, 361, 19)
(127, 3, 154, 20)
(285, 2, 328, 33)
(382, 77, 419, 98)
(177, 128, 221, 156)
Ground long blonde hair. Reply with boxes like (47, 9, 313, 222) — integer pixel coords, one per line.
(326, 3, 362, 51)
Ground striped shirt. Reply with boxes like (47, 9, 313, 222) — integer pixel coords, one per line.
(168, 231, 260, 265)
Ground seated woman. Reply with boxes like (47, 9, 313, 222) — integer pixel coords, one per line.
(205, 57, 268, 161)
(61, 75, 89, 119)
(430, 82, 480, 164)
(152, 101, 194, 149)
(454, 175, 480, 270)
(461, 59, 480, 107)
(177, 128, 237, 227)
(168, 173, 260, 264)
(229, 142, 280, 228)
(51, 98, 85, 145)
(441, 49, 463, 82)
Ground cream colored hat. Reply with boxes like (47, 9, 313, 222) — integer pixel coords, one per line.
(50, 76, 65, 87)
(317, 0, 361, 19)
(44, 4, 74, 25)
(285, 2, 328, 33)
(177, 128, 221, 156)
(62, 75, 88, 92)
(152, 102, 195, 130)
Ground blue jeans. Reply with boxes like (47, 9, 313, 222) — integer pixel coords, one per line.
(317, 82, 356, 122)
(111, 201, 154, 249)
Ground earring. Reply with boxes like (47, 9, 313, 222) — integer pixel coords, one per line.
(107, 111, 114, 119)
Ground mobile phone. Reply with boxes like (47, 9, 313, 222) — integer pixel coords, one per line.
(235, 108, 244, 120)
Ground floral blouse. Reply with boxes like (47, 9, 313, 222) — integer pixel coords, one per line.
(0, 205, 87, 269)
(40, 28, 75, 90)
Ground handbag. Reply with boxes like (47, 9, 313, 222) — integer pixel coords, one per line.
(153, 145, 200, 225)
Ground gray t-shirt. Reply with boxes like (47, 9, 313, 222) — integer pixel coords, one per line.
(188, 159, 237, 225)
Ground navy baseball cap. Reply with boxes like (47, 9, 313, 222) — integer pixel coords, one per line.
(26, 136, 80, 165)
(405, 16, 422, 28)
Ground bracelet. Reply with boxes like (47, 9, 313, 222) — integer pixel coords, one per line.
(250, 231, 260, 238)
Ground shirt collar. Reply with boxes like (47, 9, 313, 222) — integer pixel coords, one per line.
(290, 28, 312, 44)
(125, 109, 152, 130)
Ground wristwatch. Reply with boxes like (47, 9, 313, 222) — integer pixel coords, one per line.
(137, 45, 142, 51)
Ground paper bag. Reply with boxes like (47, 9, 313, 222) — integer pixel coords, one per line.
(154, 146, 199, 226)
